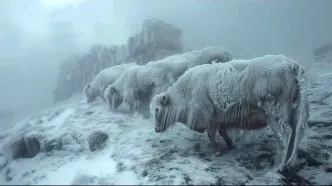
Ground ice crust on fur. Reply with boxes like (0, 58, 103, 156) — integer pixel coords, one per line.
(150, 54, 309, 170)
(107, 46, 233, 112)
(83, 63, 138, 102)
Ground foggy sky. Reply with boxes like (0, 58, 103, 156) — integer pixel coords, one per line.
(0, 0, 331, 122)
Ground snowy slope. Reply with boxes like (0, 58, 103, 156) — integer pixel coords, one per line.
(295, 54, 332, 185)
(1, 55, 332, 185)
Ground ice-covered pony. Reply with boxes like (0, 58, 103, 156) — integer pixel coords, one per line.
(150, 55, 309, 171)
(83, 63, 138, 103)
(105, 46, 233, 118)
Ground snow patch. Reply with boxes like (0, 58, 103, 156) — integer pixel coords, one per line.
(46, 108, 74, 128)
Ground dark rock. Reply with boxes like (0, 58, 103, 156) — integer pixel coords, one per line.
(116, 162, 125, 172)
(25, 137, 40, 158)
(11, 137, 40, 159)
(306, 157, 323, 167)
(326, 168, 332, 172)
(142, 170, 148, 177)
(322, 135, 332, 140)
(11, 137, 27, 159)
(44, 139, 63, 152)
(88, 131, 108, 152)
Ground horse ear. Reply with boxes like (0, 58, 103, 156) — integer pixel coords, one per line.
(160, 94, 169, 106)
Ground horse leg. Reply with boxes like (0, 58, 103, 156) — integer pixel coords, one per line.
(218, 126, 236, 150)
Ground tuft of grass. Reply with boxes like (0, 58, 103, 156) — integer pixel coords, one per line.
(88, 131, 109, 152)
(71, 170, 96, 185)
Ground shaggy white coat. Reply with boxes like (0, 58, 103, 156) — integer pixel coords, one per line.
(83, 63, 138, 103)
(106, 46, 233, 114)
(150, 54, 309, 171)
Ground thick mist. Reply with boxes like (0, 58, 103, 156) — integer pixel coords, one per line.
(112, 0, 332, 60)
(0, 0, 331, 125)
(0, 0, 95, 124)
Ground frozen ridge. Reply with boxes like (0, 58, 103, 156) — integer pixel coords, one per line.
(1, 55, 332, 185)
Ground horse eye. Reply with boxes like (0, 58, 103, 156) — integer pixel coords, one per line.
(155, 108, 159, 113)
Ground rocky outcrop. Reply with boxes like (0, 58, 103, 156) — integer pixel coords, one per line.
(11, 136, 40, 159)
(313, 43, 332, 61)
(126, 19, 183, 65)
(53, 19, 183, 103)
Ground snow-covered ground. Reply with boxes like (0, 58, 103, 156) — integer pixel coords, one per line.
(1, 55, 332, 185)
